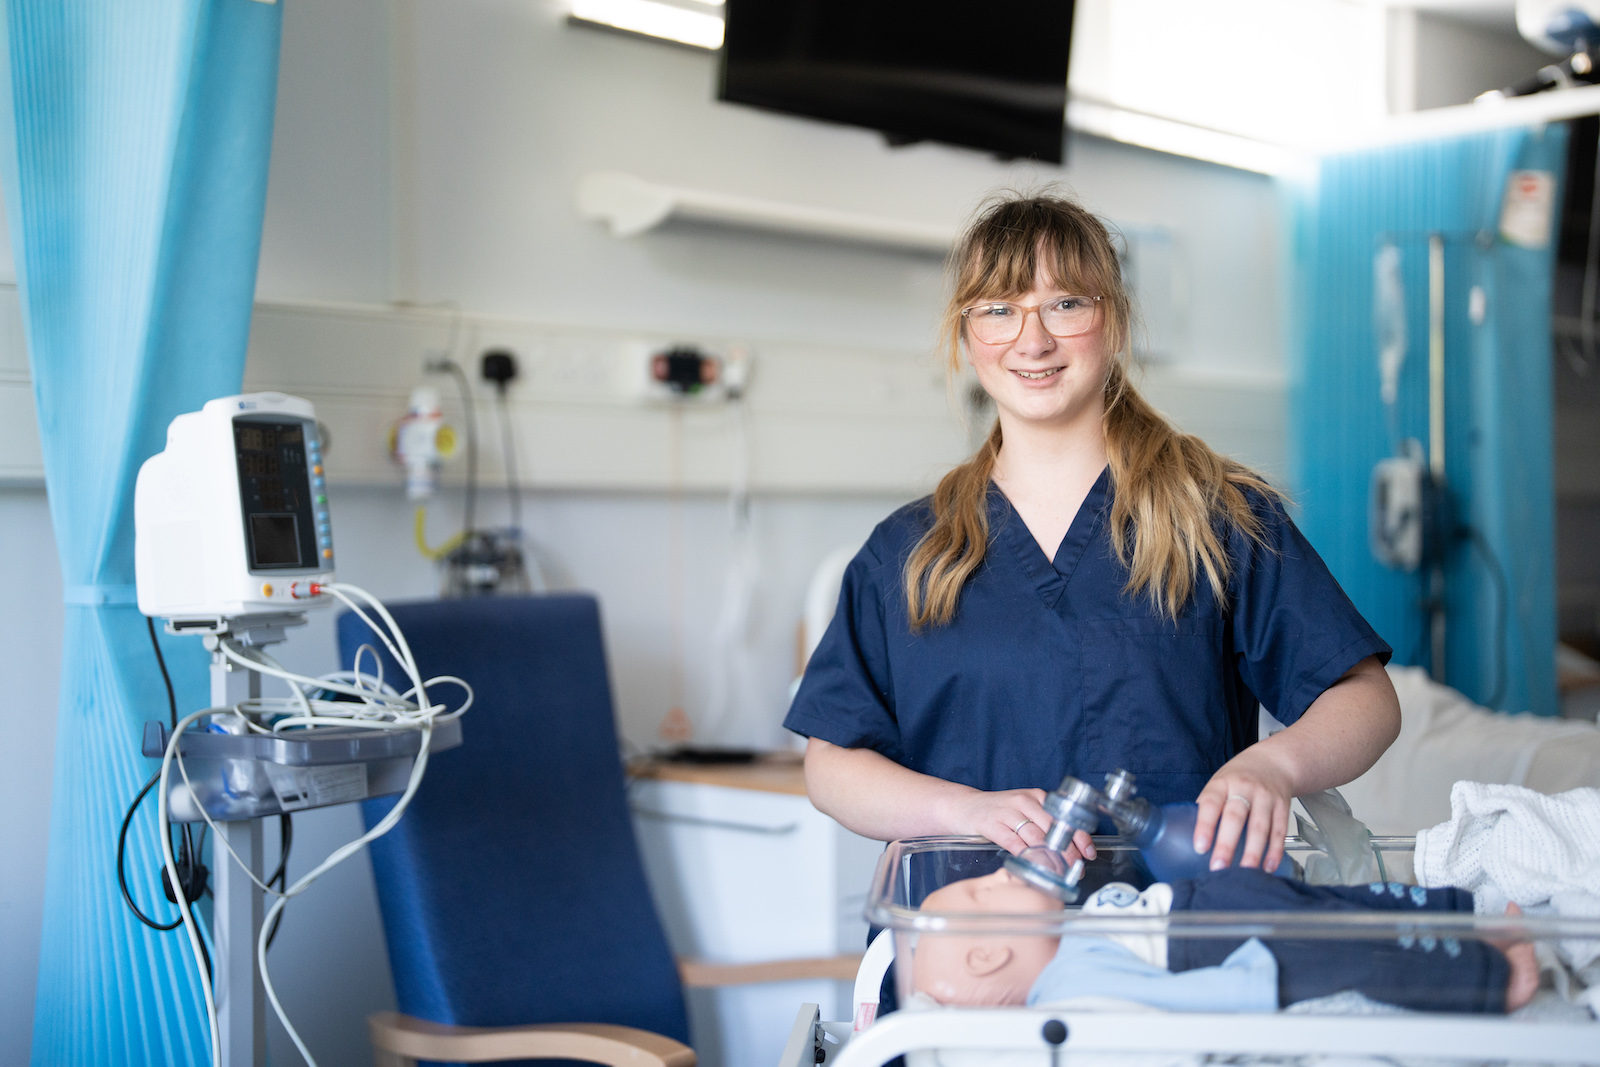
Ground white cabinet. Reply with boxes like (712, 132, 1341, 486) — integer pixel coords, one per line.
(628, 761, 881, 1067)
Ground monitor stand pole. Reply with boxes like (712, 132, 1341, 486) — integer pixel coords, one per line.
(211, 653, 265, 1067)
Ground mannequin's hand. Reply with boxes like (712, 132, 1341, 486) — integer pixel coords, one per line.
(944, 788, 1097, 860)
(1194, 753, 1294, 872)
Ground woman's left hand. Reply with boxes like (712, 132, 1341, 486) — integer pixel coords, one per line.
(1193, 656, 1402, 874)
(1192, 750, 1295, 873)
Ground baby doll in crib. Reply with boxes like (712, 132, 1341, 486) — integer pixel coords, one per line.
(912, 866, 1538, 1014)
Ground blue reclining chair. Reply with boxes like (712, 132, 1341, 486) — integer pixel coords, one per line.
(337, 594, 693, 1067)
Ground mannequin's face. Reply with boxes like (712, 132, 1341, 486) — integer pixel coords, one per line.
(911, 869, 1064, 1006)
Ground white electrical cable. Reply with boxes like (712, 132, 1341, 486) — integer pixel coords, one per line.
(219, 642, 408, 711)
(156, 580, 471, 1067)
(260, 721, 434, 1066)
(159, 707, 224, 1065)
(248, 645, 316, 719)
(702, 391, 759, 743)
(216, 642, 470, 725)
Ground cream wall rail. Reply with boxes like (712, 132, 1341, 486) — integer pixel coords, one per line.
(576, 171, 958, 254)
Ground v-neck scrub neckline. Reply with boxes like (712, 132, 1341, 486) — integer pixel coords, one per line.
(994, 465, 1111, 610)
(784, 472, 1390, 814)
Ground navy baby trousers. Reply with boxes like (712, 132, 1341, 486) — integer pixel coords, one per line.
(1167, 867, 1511, 1013)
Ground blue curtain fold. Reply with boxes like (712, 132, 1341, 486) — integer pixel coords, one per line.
(1286, 124, 1566, 716)
(0, 1, 283, 1062)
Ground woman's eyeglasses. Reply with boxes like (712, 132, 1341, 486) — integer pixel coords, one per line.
(960, 295, 1102, 345)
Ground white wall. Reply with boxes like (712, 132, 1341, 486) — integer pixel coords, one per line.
(337, 0, 1281, 377)
(256, 0, 392, 304)
(0, 0, 1290, 1062)
(1409, 12, 1553, 111)
(1069, 0, 1390, 148)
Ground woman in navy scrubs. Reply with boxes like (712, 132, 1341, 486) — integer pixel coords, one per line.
(784, 194, 1400, 874)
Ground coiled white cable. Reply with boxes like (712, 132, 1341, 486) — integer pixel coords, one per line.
(159, 581, 471, 1067)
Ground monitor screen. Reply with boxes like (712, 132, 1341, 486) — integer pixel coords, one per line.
(234, 417, 318, 572)
(718, 0, 1074, 164)
(249, 514, 303, 568)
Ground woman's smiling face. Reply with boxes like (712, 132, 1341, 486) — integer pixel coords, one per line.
(964, 265, 1111, 435)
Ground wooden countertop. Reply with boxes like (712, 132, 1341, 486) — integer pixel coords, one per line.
(628, 753, 808, 796)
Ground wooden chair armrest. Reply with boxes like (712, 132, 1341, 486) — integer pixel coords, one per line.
(368, 1010, 696, 1067)
(677, 954, 864, 987)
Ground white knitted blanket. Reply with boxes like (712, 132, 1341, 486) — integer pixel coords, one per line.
(1414, 782, 1600, 971)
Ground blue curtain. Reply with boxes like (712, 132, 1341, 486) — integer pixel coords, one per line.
(0, 1, 283, 1062)
(1287, 124, 1566, 716)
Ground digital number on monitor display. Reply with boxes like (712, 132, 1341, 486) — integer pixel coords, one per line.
(234, 418, 316, 571)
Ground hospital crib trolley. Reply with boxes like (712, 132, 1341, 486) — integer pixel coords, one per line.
(779, 835, 1600, 1067)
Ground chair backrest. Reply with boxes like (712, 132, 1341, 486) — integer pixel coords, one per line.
(338, 594, 690, 1044)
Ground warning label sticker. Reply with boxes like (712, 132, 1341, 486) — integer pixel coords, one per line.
(265, 762, 369, 811)
(1500, 170, 1555, 249)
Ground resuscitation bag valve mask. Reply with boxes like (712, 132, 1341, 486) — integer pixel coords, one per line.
(1003, 769, 1156, 903)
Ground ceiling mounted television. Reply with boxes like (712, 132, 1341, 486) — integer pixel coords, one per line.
(718, 0, 1074, 164)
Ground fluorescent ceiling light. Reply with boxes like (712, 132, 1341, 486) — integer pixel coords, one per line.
(1066, 98, 1308, 177)
(570, 0, 725, 49)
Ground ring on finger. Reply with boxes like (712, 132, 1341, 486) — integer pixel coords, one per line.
(1013, 818, 1032, 834)
(1225, 793, 1252, 812)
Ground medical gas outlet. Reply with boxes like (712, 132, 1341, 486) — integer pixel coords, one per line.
(135, 392, 335, 622)
(392, 386, 458, 499)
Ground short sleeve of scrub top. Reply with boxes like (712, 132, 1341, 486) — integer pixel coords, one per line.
(783, 468, 1391, 809)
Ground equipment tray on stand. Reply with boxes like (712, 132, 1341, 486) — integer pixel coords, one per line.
(142, 716, 463, 822)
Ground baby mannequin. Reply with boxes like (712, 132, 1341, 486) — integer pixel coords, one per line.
(912, 866, 1538, 1014)
(909, 861, 1068, 1005)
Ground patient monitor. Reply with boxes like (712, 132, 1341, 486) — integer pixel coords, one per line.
(135, 392, 335, 622)
(130, 392, 463, 1067)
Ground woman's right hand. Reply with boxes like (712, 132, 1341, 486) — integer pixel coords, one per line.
(945, 787, 1098, 860)
(803, 739, 1096, 859)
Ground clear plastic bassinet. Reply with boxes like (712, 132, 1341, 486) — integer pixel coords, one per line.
(833, 834, 1600, 1067)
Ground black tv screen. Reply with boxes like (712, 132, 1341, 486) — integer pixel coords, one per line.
(718, 0, 1074, 164)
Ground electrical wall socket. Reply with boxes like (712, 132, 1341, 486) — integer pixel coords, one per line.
(637, 343, 754, 404)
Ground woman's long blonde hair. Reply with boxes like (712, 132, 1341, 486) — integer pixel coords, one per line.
(904, 194, 1278, 629)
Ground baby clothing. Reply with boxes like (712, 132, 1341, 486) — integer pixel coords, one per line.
(1029, 868, 1511, 1014)
(1079, 881, 1174, 967)
(1029, 931, 1278, 1013)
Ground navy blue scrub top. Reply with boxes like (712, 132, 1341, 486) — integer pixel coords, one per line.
(784, 467, 1391, 811)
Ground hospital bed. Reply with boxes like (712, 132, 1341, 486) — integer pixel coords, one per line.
(778, 836, 1600, 1067)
